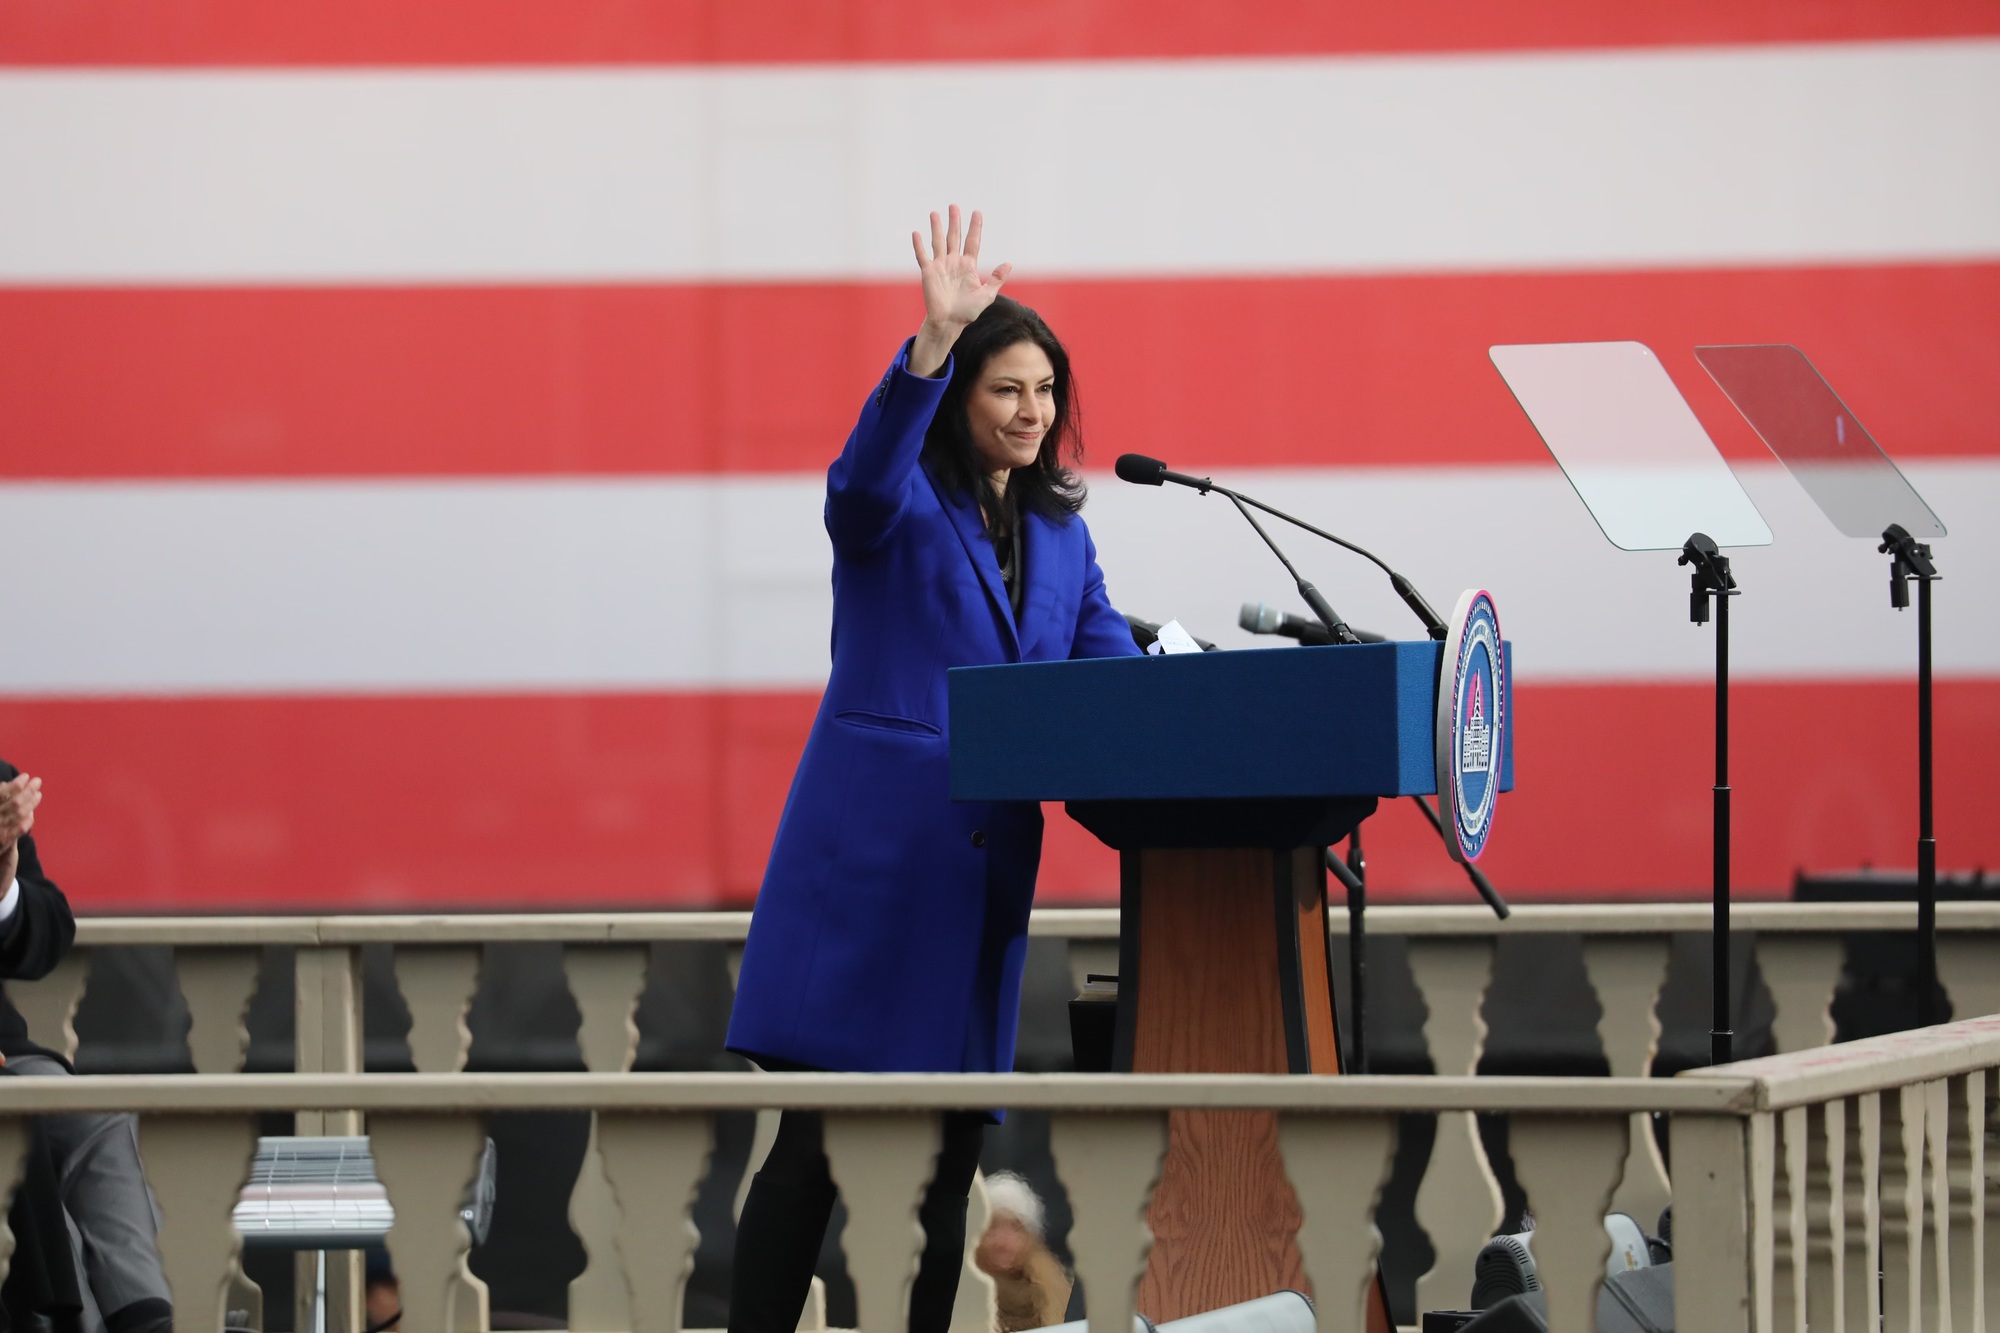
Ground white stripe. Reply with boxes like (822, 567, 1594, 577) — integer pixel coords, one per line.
(1, 41, 1996, 283)
(0, 462, 1990, 695)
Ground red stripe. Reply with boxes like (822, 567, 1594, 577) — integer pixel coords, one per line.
(1, 0, 1993, 66)
(1, 679, 1993, 912)
(4, 263, 1993, 481)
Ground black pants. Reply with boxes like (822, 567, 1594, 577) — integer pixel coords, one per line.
(728, 1109, 986, 1333)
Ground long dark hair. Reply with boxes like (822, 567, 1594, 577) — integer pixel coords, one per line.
(922, 296, 1086, 530)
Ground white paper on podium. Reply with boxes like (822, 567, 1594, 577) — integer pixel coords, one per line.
(1144, 619, 1204, 655)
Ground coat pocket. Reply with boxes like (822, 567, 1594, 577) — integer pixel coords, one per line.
(833, 709, 943, 738)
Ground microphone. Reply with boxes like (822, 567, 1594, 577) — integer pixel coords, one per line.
(1240, 602, 1385, 646)
(1117, 454, 1359, 645)
(1114, 453, 1212, 491)
(1116, 454, 1448, 641)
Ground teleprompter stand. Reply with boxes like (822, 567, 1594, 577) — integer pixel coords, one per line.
(1679, 533, 1740, 1064)
(1695, 343, 1951, 1030)
(1882, 524, 1942, 1023)
(1491, 340, 1774, 1066)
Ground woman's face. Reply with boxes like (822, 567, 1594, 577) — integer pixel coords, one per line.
(965, 340, 1057, 480)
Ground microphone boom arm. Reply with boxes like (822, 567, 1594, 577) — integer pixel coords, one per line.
(1221, 493, 1362, 646)
(1227, 491, 1449, 641)
(1135, 457, 1448, 642)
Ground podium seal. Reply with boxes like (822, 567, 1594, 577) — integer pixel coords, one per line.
(1437, 589, 1505, 863)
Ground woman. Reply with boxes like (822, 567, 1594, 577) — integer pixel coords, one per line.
(724, 207, 1140, 1333)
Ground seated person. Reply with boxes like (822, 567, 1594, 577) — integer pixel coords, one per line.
(0, 764, 174, 1333)
(973, 1173, 1071, 1333)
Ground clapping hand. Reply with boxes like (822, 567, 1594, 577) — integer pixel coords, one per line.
(0, 773, 40, 882)
(908, 206, 1011, 377)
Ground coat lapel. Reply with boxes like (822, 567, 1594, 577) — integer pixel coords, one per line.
(1016, 508, 1063, 660)
(924, 464, 1021, 659)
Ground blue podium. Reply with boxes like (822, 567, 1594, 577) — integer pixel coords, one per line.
(951, 643, 1512, 1325)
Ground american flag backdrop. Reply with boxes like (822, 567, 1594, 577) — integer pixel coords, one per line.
(1, 2, 1996, 912)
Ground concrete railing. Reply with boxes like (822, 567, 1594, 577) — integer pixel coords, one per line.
(1680, 1013, 2000, 1332)
(3, 1013, 1996, 1333)
(14, 904, 2000, 1331)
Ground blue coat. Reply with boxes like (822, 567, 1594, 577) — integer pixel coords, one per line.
(726, 342, 1141, 1075)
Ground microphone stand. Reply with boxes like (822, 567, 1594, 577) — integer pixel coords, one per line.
(1409, 794, 1512, 920)
(1325, 832, 1368, 1073)
(1227, 491, 1449, 641)
(1881, 524, 1942, 1026)
(1218, 493, 1362, 645)
(1323, 797, 1511, 1077)
(1679, 533, 1739, 1066)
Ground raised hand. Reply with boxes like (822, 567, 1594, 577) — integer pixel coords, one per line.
(908, 206, 1011, 377)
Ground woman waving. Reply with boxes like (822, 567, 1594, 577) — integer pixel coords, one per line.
(725, 206, 1140, 1333)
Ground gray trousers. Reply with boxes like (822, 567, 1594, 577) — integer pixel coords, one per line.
(10, 1055, 172, 1332)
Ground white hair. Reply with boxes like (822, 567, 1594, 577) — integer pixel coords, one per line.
(982, 1171, 1046, 1240)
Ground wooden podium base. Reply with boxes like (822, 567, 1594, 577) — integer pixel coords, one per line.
(1114, 847, 1392, 1332)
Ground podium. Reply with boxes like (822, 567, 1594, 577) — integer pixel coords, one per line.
(950, 642, 1513, 1325)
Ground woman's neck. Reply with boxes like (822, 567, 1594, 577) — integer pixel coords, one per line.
(988, 468, 1010, 499)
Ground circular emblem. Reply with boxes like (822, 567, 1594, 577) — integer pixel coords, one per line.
(1436, 590, 1505, 863)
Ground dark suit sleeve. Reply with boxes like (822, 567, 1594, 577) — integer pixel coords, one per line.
(0, 832, 74, 983)
(824, 341, 955, 556)
(1069, 525, 1145, 661)
(0, 759, 74, 984)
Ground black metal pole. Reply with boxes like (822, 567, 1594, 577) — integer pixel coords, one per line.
(1881, 523, 1942, 1028)
(1682, 533, 1736, 1066)
(1917, 571, 1938, 1026)
(1409, 794, 1511, 919)
(1324, 837, 1368, 1073)
(1712, 580, 1733, 1067)
(1347, 830, 1367, 1075)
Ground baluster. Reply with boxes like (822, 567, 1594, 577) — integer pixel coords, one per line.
(1938, 936, 2000, 1020)
(395, 946, 483, 1074)
(1928, 1080, 1954, 1333)
(163, 945, 272, 1333)
(1276, 1114, 1396, 1333)
(0, 1117, 29, 1282)
(1668, 1114, 1753, 1332)
(1822, 1099, 1849, 1333)
(1511, 1115, 1626, 1333)
(566, 945, 650, 1075)
(1861, 1093, 1883, 1333)
(1779, 1106, 1809, 1333)
(1750, 1113, 1776, 1333)
(822, 1112, 944, 1333)
(1406, 937, 1501, 1320)
(391, 946, 489, 1332)
(1741, 939, 1847, 1328)
(1756, 935, 1842, 1054)
(1049, 1111, 1167, 1333)
(372, 1114, 488, 1333)
(598, 1113, 714, 1333)
(139, 1113, 260, 1329)
(175, 947, 263, 1074)
(1580, 936, 1672, 1227)
(9, 952, 88, 1062)
(1968, 1071, 1989, 1333)
(564, 944, 651, 1331)
(1896, 1080, 1928, 1328)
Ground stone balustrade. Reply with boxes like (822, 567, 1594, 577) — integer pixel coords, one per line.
(9, 903, 1996, 1332)
(0, 1010, 1994, 1333)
